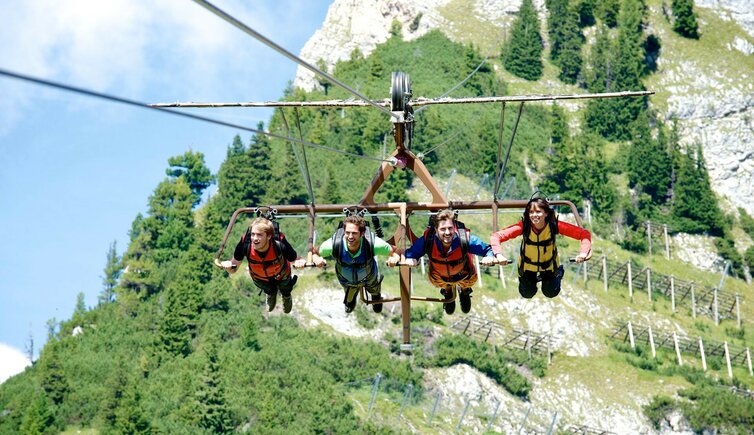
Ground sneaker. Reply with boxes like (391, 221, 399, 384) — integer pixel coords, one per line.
(266, 292, 277, 312)
(459, 288, 472, 314)
(440, 288, 456, 315)
(344, 287, 358, 313)
(372, 293, 383, 313)
(282, 296, 293, 314)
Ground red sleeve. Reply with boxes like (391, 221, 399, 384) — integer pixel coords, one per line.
(557, 221, 591, 255)
(489, 221, 523, 254)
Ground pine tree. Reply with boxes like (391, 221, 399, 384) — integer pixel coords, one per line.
(503, 0, 544, 81)
(39, 342, 68, 405)
(166, 150, 215, 206)
(247, 124, 274, 206)
(578, 0, 597, 27)
(585, 0, 647, 140)
(672, 144, 724, 235)
(159, 285, 192, 357)
(597, 0, 620, 27)
(270, 142, 308, 205)
(626, 118, 672, 204)
(547, 0, 569, 62)
(672, 0, 699, 39)
(19, 393, 54, 435)
(196, 344, 233, 433)
(99, 241, 121, 304)
(557, 5, 585, 84)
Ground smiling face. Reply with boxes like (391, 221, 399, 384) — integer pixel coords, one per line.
(344, 222, 362, 252)
(436, 219, 455, 247)
(250, 224, 272, 253)
(528, 203, 547, 230)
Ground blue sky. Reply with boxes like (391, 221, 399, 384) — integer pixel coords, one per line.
(0, 0, 331, 378)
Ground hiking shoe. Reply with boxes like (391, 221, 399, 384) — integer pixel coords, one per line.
(372, 293, 383, 313)
(440, 288, 456, 315)
(459, 288, 472, 314)
(266, 292, 277, 312)
(282, 296, 293, 314)
(345, 297, 357, 313)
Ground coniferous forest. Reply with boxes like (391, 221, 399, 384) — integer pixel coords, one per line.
(3, 0, 754, 433)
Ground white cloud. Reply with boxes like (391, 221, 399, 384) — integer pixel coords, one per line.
(0, 0, 321, 134)
(0, 343, 31, 384)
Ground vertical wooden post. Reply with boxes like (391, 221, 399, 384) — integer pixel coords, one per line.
(646, 268, 652, 302)
(627, 261, 633, 301)
(670, 276, 676, 313)
(648, 325, 656, 358)
(746, 348, 753, 377)
(499, 265, 506, 289)
(628, 321, 635, 348)
(699, 337, 707, 371)
(663, 224, 670, 259)
(724, 342, 733, 379)
(602, 256, 608, 292)
(475, 255, 483, 288)
(420, 256, 425, 275)
(691, 284, 696, 319)
(673, 332, 683, 367)
(646, 221, 652, 256)
(736, 294, 741, 329)
(583, 259, 588, 283)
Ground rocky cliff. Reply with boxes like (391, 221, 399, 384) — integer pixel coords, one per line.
(293, 0, 754, 216)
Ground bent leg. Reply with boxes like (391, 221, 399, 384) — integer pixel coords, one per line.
(540, 266, 564, 298)
(518, 272, 538, 298)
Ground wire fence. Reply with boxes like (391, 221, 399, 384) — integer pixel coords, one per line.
(608, 321, 754, 379)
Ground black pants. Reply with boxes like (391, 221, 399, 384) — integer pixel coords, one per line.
(518, 266, 564, 298)
(254, 275, 297, 297)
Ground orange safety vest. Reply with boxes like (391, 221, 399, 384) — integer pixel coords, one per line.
(425, 227, 474, 280)
(246, 234, 290, 282)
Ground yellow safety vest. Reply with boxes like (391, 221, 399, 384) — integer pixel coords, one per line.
(518, 223, 559, 274)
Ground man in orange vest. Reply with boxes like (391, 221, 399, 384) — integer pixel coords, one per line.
(221, 218, 306, 313)
(389, 209, 496, 314)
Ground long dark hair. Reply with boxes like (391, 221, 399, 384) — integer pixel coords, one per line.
(522, 197, 557, 236)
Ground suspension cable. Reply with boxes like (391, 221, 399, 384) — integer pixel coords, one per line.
(191, 0, 394, 118)
(279, 109, 315, 204)
(0, 68, 394, 164)
(415, 39, 501, 115)
(494, 102, 524, 198)
(293, 107, 316, 204)
(493, 102, 506, 197)
(415, 127, 467, 158)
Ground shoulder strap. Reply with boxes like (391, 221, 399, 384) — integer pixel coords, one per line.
(363, 226, 375, 258)
(243, 227, 252, 257)
(332, 222, 345, 265)
(423, 226, 434, 258)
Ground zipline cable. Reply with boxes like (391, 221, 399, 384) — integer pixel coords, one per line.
(414, 127, 467, 158)
(0, 68, 395, 164)
(493, 102, 506, 198)
(191, 0, 394, 118)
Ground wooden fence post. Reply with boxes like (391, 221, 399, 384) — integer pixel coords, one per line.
(602, 256, 608, 292)
(627, 261, 633, 301)
(628, 321, 635, 348)
(499, 265, 506, 289)
(475, 256, 483, 288)
(646, 221, 652, 256)
(670, 276, 676, 313)
(699, 337, 707, 371)
(724, 342, 733, 379)
(648, 325, 656, 358)
(746, 348, 753, 377)
(691, 284, 696, 319)
(420, 257, 425, 275)
(583, 259, 588, 284)
(663, 224, 670, 259)
(673, 332, 683, 367)
(647, 268, 652, 302)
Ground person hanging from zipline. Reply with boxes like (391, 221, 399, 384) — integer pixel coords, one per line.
(220, 217, 307, 313)
(490, 196, 591, 299)
(311, 215, 400, 314)
(388, 209, 496, 314)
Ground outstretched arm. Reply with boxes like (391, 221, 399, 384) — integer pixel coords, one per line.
(489, 222, 523, 263)
(558, 221, 592, 262)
